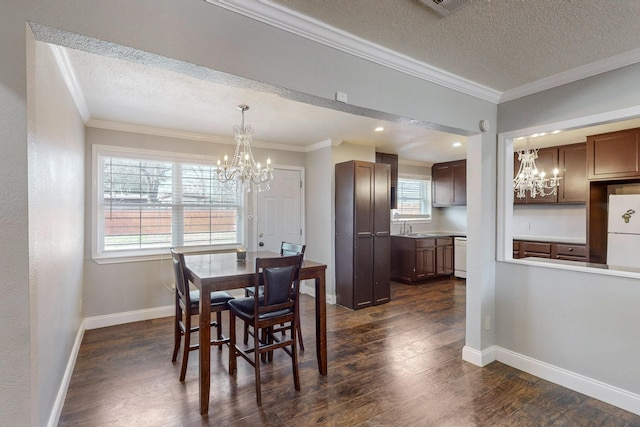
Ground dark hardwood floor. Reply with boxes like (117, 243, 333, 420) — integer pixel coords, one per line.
(60, 279, 640, 426)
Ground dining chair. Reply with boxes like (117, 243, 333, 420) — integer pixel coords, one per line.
(228, 254, 304, 406)
(170, 248, 234, 382)
(243, 242, 306, 351)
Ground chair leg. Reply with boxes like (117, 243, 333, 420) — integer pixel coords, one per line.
(243, 321, 249, 345)
(228, 312, 236, 375)
(179, 314, 190, 382)
(172, 303, 181, 362)
(254, 327, 262, 406)
(216, 311, 223, 351)
(291, 330, 300, 391)
(296, 303, 304, 352)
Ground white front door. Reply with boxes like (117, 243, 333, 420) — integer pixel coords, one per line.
(256, 168, 303, 252)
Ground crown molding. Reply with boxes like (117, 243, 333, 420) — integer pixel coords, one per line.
(500, 47, 640, 103)
(209, 0, 501, 103)
(87, 119, 309, 152)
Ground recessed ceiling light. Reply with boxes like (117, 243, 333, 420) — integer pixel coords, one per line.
(374, 127, 384, 132)
(552, 130, 562, 134)
(452, 142, 462, 147)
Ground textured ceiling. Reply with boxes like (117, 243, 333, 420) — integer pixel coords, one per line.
(50, 1, 640, 165)
(271, 0, 640, 94)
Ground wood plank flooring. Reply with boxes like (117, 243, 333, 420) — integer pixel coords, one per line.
(59, 279, 640, 426)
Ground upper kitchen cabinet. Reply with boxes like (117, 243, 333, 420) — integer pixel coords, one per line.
(513, 143, 587, 204)
(558, 143, 587, 203)
(375, 152, 398, 209)
(514, 147, 558, 204)
(432, 159, 466, 207)
(587, 128, 640, 181)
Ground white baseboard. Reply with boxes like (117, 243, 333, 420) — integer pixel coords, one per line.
(47, 319, 86, 427)
(462, 345, 497, 367)
(496, 347, 640, 416)
(300, 281, 336, 305)
(84, 305, 174, 330)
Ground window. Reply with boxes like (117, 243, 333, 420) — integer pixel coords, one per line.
(393, 176, 432, 221)
(93, 145, 244, 260)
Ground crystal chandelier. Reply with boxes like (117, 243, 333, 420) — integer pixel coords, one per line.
(513, 139, 562, 199)
(215, 105, 273, 192)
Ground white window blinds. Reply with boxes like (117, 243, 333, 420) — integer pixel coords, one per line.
(95, 146, 243, 258)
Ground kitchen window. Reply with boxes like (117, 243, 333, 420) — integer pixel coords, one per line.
(393, 176, 432, 222)
(92, 145, 244, 261)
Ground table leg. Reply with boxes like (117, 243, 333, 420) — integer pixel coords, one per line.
(199, 285, 211, 414)
(315, 271, 327, 375)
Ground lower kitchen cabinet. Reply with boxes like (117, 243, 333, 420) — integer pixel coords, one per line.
(513, 239, 586, 261)
(391, 236, 453, 284)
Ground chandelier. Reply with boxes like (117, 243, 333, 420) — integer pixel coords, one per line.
(513, 139, 562, 199)
(215, 105, 273, 193)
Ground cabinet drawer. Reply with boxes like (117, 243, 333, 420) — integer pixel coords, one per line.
(415, 238, 435, 248)
(521, 242, 551, 254)
(556, 244, 586, 257)
(436, 237, 452, 246)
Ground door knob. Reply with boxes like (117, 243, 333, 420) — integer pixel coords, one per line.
(259, 242, 264, 247)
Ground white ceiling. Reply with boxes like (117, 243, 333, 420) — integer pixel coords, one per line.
(53, 0, 640, 165)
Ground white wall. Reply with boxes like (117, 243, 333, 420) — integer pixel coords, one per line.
(1, 2, 496, 424)
(513, 204, 586, 242)
(28, 41, 86, 426)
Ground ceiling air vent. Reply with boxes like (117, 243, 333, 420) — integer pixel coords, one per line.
(419, 0, 470, 17)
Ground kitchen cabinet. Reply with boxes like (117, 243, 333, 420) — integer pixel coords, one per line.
(587, 128, 640, 181)
(335, 161, 391, 309)
(558, 143, 587, 203)
(514, 147, 558, 204)
(376, 152, 398, 209)
(513, 239, 586, 262)
(432, 160, 466, 207)
(391, 236, 453, 284)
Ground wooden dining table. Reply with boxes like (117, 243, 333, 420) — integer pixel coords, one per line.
(182, 250, 328, 415)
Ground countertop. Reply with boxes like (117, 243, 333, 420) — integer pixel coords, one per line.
(391, 231, 466, 239)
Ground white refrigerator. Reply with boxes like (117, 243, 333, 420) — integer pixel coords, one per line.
(607, 194, 640, 269)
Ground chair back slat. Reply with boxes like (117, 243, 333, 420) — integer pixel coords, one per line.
(280, 242, 306, 257)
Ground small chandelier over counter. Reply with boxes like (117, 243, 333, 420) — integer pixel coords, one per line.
(513, 139, 562, 199)
(215, 105, 273, 193)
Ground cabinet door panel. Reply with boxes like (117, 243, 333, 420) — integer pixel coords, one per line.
(432, 164, 451, 206)
(354, 163, 374, 234)
(452, 161, 466, 205)
(354, 234, 373, 308)
(587, 129, 640, 180)
(559, 143, 587, 203)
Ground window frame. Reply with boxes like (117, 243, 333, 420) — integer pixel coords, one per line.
(392, 174, 432, 223)
(92, 144, 245, 263)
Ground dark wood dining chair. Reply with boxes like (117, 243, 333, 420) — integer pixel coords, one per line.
(243, 242, 306, 350)
(228, 254, 304, 406)
(170, 248, 234, 382)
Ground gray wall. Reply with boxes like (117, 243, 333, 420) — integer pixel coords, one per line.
(28, 40, 86, 426)
(1, 1, 495, 425)
(496, 63, 640, 401)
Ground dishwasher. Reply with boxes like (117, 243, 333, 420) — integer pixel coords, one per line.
(454, 237, 467, 278)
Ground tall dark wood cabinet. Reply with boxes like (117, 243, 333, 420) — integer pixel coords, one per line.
(335, 160, 391, 309)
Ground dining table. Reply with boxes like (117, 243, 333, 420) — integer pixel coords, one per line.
(182, 250, 328, 415)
